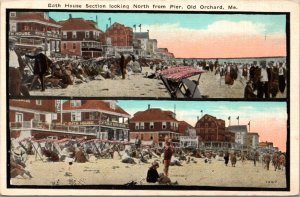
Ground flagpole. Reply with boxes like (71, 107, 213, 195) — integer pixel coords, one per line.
(60, 100, 63, 124)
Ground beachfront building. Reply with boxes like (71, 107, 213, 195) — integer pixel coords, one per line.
(129, 106, 180, 146)
(9, 99, 59, 139)
(133, 32, 149, 58)
(156, 48, 175, 61)
(100, 22, 133, 57)
(9, 11, 62, 56)
(246, 132, 260, 149)
(9, 100, 130, 141)
(226, 125, 248, 149)
(57, 100, 130, 141)
(195, 114, 235, 149)
(59, 15, 102, 58)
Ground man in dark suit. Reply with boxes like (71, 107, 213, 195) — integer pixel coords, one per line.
(26, 48, 52, 91)
(119, 52, 126, 79)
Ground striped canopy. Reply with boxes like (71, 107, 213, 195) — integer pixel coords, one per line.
(160, 66, 205, 81)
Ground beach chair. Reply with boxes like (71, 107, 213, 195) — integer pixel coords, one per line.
(160, 66, 205, 98)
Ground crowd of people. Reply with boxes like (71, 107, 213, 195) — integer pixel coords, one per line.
(10, 135, 286, 185)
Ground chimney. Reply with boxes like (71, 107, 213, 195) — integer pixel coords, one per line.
(69, 14, 72, 19)
(148, 104, 150, 110)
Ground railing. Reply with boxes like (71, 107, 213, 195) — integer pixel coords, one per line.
(10, 120, 96, 136)
(19, 38, 43, 45)
(9, 31, 61, 39)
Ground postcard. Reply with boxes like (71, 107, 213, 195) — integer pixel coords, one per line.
(0, 0, 299, 196)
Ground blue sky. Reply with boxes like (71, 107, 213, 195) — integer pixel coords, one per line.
(118, 100, 287, 125)
(118, 100, 287, 151)
(49, 12, 286, 34)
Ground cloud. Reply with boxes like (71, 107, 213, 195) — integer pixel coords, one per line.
(144, 20, 286, 58)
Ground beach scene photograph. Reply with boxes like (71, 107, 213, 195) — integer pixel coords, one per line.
(9, 99, 287, 188)
(8, 11, 287, 99)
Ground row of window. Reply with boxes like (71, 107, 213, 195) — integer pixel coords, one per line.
(62, 31, 100, 39)
(134, 122, 178, 130)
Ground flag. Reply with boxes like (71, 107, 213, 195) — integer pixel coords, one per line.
(108, 17, 111, 21)
(248, 121, 250, 126)
(138, 24, 141, 28)
(228, 116, 231, 120)
(200, 110, 203, 113)
(237, 116, 239, 120)
(133, 24, 136, 28)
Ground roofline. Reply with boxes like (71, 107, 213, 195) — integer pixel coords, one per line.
(12, 19, 62, 28)
(62, 108, 130, 118)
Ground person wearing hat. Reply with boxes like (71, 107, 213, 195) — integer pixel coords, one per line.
(25, 47, 52, 91)
(278, 62, 286, 94)
(257, 60, 272, 98)
(146, 161, 160, 183)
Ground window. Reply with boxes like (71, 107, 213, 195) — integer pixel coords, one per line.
(70, 100, 81, 107)
(162, 122, 166, 129)
(36, 100, 42, 105)
(150, 122, 154, 129)
(135, 123, 139, 130)
(89, 112, 97, 120)
(85, 31, 89, 38)
(34, 113, 40, 121)
(10, 12, 16, 17)
(140, 122, 144, 130)
(73, 43, 76, 49)
(141, 134, 144, 140)
(15, 113, 23, 122)
(63, 43, 66, 49)
(63, 32, 67, 39)
(71, 112, 81, 121)
(205, 123, 208, 127)
(72, 31, 76, 39)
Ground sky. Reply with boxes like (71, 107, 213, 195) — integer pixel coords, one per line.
(49, 12, 287, 58)
(118, 100, 287, 152)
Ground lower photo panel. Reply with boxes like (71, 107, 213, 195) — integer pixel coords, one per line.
(8, 99, 288, 189)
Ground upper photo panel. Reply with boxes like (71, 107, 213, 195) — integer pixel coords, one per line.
(8, 11, 288, 99)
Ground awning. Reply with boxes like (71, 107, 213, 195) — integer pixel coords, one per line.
(160, 66, 205, 82)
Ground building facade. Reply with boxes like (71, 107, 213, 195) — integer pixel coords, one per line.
(129, 107, 180, 146)
(57, 100, 130, 141)
(9, 12, 62, 56)
(246, 132, 260, 149)
(9, 100, 130, 141)
(195, 114, 235, 148)
(59, 16, 102, 58)
(101, 22, 133, 56)
(227, 125, 248, 148)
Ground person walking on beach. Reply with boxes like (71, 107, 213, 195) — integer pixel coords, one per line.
(224, 151, 229, 166)
(163, 136, 174, 177)
(264, 152, 271, 170)
(134, 135, 141, 149)
(253, 151, 259, 166)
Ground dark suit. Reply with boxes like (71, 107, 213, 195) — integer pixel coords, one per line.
(119, 54, 126, 79)
(257, 67, 272, 99)
(25, 53, 52, 91)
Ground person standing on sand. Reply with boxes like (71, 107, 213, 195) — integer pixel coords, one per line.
(163, 136, 174, 177)
(119, 52, 126, 79)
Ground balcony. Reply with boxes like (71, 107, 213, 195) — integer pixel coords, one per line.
(10, 120, 96, 136)
(9, 31, 61, 39)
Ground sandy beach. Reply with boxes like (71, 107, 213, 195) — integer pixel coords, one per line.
(29, 67, 287, 98)
(11, 154, 286, 188)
